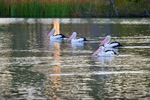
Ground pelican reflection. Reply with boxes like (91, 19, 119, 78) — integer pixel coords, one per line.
(92, 56, 115, 64)
(69, 42, 85, 50)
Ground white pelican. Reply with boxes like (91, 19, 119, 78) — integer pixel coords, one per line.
(99, 35, 122, 48)
(92, 46, 117, 57)
(67, 32, 87, 43)
(46, 28, 67, 41)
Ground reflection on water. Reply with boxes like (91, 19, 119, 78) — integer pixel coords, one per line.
(69, 42, 85, 50)
(53, 19, 60, 35)
(92, 56, 115, 64)
(0, 18, 150, 99)
(47, 41, 62, 99)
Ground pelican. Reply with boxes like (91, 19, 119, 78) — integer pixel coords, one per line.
(46, 28, 67, 41)
(67, 32, 87, 43)
(92, 46, 117, 57)
(99, 35, 122, 48)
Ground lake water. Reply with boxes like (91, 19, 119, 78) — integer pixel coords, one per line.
(0, 18, 150, 100)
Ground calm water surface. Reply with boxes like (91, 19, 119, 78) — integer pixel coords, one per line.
(0, 18, 150, 100)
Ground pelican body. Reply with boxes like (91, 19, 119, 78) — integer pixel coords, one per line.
(67, 32, 87, 43)
(99, 35, 122, 48)
(92, 46, 117, 57)
(46, 29, 67, 41)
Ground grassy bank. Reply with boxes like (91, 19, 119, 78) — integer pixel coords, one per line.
(0, 0, 150, 18)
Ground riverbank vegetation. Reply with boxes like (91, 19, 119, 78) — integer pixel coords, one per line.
(0, 0, 150, 18)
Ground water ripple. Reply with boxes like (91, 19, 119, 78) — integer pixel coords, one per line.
(49, 71, 145, 76)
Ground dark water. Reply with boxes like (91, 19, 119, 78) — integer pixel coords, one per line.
(0, 18, 150, 100)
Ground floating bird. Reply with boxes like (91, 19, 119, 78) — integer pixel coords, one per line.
(99, 35, 122, 48)
(46, 28, 67, 41)
(67, 32, 87, 43)
(92, 46, 117, 57)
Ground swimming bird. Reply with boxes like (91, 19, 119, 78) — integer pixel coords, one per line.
(46, 28, 67, 41)
(99, 35, 122, 48)
(92, 46, 117, 57)
(67, 32, 87, 43)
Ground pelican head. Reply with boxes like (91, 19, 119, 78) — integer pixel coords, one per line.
(46, 28, 56, 38)
(67, 32, 77, 42)
(92, 46, 104, 56)
(99, 35, 111, 46)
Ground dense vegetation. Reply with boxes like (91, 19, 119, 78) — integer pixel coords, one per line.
(0, 0, 150, 18)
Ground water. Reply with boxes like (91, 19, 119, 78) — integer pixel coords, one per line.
(0, 18, 150, 100)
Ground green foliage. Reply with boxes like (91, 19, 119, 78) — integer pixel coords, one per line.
(0, 1, 9, 17)
(0, 0, 150, 18)
(114, 0, 150, 17)
(11, 3, 17, 17)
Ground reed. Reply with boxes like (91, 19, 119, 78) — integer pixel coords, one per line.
(0, 0, 150, 18)
(0, 1, 9, 17)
